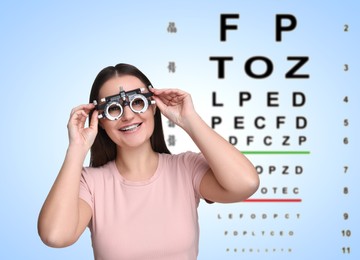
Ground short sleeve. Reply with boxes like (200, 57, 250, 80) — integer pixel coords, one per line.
(182, 152, 210, 200)
(79, 167, 94, 210)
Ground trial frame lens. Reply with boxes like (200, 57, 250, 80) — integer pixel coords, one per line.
(94, 86, 154, 121)
(104, 102, 123, 121)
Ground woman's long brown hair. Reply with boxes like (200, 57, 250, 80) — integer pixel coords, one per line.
(88, 63, 170, 167)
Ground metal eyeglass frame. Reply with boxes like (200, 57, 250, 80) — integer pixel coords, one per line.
(93, 85, 155, 121)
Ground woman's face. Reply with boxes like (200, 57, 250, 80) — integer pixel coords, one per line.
(98, 75, 156, 150)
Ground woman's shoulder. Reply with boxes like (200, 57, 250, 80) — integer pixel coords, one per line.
(82, 160, 115, 178)
(160, 151, 205, 167)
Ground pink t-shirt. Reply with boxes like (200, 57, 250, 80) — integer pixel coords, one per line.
(79, 152, 209, 260)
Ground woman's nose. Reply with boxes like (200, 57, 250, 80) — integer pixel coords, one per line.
(121, 105, 135, 121)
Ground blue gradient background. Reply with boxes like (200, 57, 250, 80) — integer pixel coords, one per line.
(0, 0, 358, 259)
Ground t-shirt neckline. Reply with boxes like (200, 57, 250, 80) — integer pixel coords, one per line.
(110, 153, 163, 186)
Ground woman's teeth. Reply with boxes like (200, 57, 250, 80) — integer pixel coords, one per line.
(120, 123, 141, 132)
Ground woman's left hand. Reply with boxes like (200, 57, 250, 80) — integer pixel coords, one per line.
(149, 87, 197, 129)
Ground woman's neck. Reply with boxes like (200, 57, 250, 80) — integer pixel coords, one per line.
(115, 143, 159, 181)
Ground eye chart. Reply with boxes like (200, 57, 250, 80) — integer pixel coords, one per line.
(159, 1, 359, 260)
(0, 1, 358, 259)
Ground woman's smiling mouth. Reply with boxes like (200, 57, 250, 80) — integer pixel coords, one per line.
(119, 123, 142, 132)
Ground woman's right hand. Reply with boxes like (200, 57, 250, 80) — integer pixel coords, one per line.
(67, 103, 99, 149)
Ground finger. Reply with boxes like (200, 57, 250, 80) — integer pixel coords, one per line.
(152, 89, 175, 103)
(89, 110, 99, 129)
(150, 88, 176, 97)
(151, 95, 167, 112)
(148, 85, 156, 93)
(70, 103, 95, 116)
(69, 109, 88, 129)
(160, 92, 187, 106)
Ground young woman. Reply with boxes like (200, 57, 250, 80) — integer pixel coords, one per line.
(38, 63, 259, 259)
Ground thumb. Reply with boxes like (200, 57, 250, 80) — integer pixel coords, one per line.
(151, 96, 167, 113)
(89, 110, 99, 129)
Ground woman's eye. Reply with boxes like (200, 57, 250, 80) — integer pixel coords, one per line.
(133, 100, 143, 106)
(107, 103, 122, 117)
(109, 106, 120, 111)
